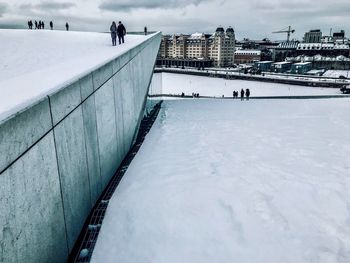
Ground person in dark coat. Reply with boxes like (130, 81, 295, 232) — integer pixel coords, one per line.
(240, 89, 245, 100)
(35, 20, 38, 29)
(110, 21, 117, 46)
(117, 21, 126, 44)
(42, 21, 45, 29)
(38, 21, 42, 29)
(50, 21, 53, 30)
(144, 26, 147, 35)
(65, 22, 69, 31)
(246, 88, 250, 100)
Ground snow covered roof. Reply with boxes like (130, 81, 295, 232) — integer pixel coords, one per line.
(235, 50, 261, 55)
(273, 61, 292, 65)
(0, 29, 156, 122)
(277, 42, 299, 49)
(189, 32, 205, 39)
(256, 61, 273, 64)
(293, 62, 312, 65)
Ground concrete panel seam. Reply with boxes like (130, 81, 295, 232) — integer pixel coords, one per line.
(79, 86, 93, 208)
(48, 95, 70, 256)
(0, 34, 161, 176)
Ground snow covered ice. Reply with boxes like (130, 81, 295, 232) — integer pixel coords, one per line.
(150, 73, 344, 98)
(0, 29, 152, 122)
(92, 98, 350, 263)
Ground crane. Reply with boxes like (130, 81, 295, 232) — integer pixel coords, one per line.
(272, 26, 295, 42)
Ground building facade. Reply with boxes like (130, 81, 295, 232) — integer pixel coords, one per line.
(158, 27, 236, 67)
(234, 50, 261, 64)
(304, 29, 322, 43)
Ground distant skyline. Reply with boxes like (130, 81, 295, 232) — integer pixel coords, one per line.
(0, 0, 349, 40)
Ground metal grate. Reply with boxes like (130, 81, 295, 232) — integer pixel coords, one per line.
(69, 101, 163, 263)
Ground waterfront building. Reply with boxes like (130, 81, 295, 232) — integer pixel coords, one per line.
(157, 27, 236, 67)
(234, 50, 261, 64)
(291, 62, 313, 74)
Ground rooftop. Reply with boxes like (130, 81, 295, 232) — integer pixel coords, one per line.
(0, 29, 153, 122)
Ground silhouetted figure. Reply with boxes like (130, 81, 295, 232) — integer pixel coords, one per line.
(240, 89, 245, 100)
(35, 20, 38, 29)
(38, 21, 42, 29)
(246, 89, 250, 100)
(110, 21, 117, 46)
(181, 92, 185, 97)
(117, 21, 126, 44)
(42, 21, 45, 29)
(144, 26, 147, 35)
(50, 21, 53, 30)
(28, 20, 33, 29)
(65, 22, 69, 31)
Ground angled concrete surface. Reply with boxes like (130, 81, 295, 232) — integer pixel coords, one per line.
(81, 95, 102, 207)
(0, 98, 51, 173)
(53, 108, 91, 252)
(0, 32, 161, 263)
(0, 133, 67, 263)
(95, 78, 119, 188)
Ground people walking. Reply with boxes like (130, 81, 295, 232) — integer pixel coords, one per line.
(65, 22, 69, 31)
(240, 89, 245, 100)
(144, 26, 147, 35)
(50, 21, 53, 30)
(110, 21, 117, 46)
(117, 21, 126, 44)
(35, 20, 38, 29)
(28, 20, 33, 29)
(246, 89, 250, 100)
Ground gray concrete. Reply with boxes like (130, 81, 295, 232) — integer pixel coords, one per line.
(50, 81, 82, 126)
(0, 98, 51, 173)
(80, 73, 94, 101)
(81, 95, 102, 207)
(0, 32, 161, 263)
(53, 108, 91, 251)
(0, 133, 67, 263)
(95, 79, 119, 188)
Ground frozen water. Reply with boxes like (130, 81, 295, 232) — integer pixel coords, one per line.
(150, 73, 344, 97)
(92, 98, 350, 263)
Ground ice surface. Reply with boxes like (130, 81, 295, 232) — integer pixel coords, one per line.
(0, 29, 153, 122)
(151, 73, 344, 97)
(323, 70, 350, 78)
(92, 98, 350, 263)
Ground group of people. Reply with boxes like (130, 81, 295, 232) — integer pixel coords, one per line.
(233, 89, 251, 100)
(110, 21, 126, 46)
(192, 92, 200, 98)
(27, 20, 69, 31)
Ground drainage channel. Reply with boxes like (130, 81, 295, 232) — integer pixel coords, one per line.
(69, 101, 163, 263)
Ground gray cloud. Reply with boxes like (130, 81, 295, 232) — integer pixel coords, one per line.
(36, 1, 76, 10)
(18, 1, 75, 13)
(0, 0, 349, 40)
(99, 0, 209, 12)
(0, 2, 8, 17)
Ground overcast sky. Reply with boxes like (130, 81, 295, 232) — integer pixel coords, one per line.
(0, 0, 349, 40)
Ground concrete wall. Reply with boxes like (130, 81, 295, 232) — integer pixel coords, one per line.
(0, 32, 161, 263)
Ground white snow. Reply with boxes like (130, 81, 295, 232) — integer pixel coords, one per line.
(92, 98, 350, 263)
(0, 29, 154, 122)
(151, 73, 344, 97)
(323, 70, 350, 78)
